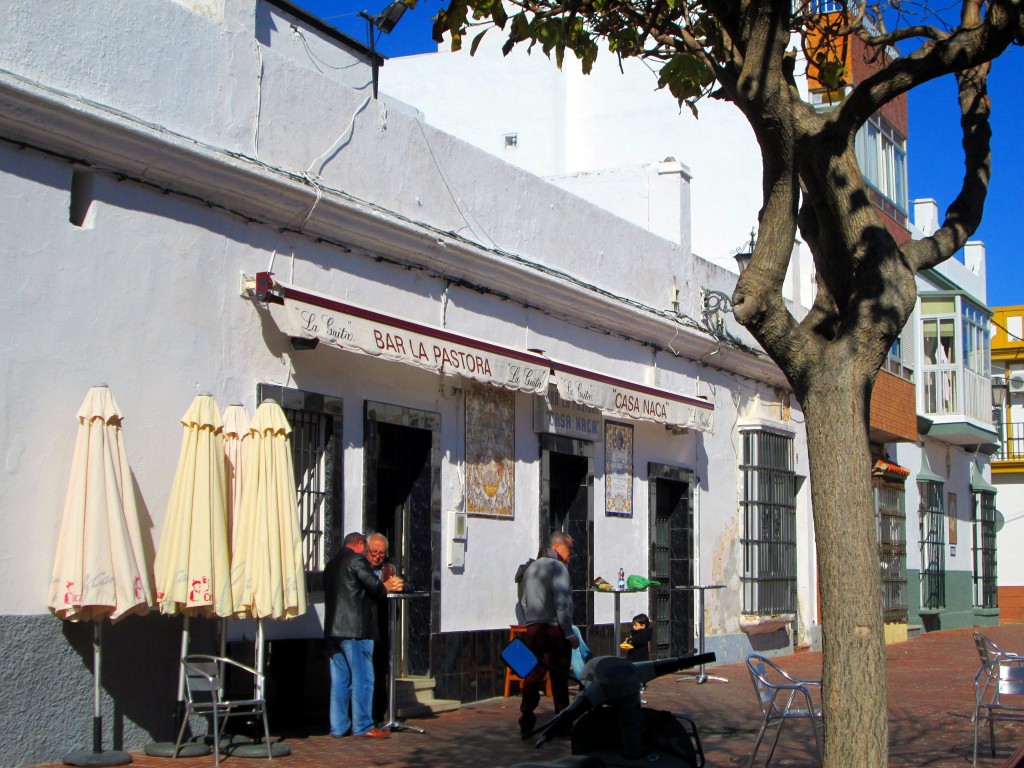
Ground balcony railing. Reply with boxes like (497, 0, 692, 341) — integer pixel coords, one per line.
(995, 421, 1024, 462)
(922, 365, 993, 424)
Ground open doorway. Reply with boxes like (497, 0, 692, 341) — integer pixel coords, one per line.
(648, 463, 695, 658)
(364, 402, 440, 677)
(540, 435, 594, 630)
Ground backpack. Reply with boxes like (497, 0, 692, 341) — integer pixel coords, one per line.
(514, 557, 536, 604)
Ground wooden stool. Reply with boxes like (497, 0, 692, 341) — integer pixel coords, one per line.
(503, 625, 553, 698)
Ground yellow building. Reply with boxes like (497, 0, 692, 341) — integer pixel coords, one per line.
(992, 305, 1024, 621)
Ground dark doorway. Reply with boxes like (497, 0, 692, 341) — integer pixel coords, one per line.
(648, 464, 695, 658)
(365, 418, 433, 676)
(540, 435, 594, 630)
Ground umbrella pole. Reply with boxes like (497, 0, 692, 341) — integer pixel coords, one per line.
(92, 621, 102, 754)
(255, 619, 265, 700)
(176, 615, 190, 732)
(142, 614, 212, 759)
(62, 621, 132, 767)
(227, 617, 290, 758)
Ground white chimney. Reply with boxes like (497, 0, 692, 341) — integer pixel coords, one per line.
(913, 198, 940, 236)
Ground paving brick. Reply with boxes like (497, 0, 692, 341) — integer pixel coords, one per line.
(31, 625, 1024, 767)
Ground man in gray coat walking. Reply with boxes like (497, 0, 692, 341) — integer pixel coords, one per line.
(517, 530, 579, 737)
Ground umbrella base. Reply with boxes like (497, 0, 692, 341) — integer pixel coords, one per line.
(143, 740, 211, 758)
(226, 741, 291, 759)
(62, 750, 132, 767)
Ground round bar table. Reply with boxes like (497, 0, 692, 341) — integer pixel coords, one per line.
(591, 587, 641, 656)
(382, 591, 429, 733)
(674, 584, 727, 683)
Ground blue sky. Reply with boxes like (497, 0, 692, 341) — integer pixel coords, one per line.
(296, 0, 1020, 308)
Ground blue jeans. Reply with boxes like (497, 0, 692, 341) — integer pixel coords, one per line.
(328, 638, 375, 736)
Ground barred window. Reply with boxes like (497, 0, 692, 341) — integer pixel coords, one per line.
(741, 430, 797, 615)
(973, 492, 998, 609)
(257, 384, 343, 591)
(918, 480, 946, 610)
(875, 481, 908, 622)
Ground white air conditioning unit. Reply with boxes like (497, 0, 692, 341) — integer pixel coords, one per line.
(1009, 370, 1024, 394)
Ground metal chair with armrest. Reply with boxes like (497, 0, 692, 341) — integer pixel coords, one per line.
(974, 654, 1024, 765)
(174, 654, 273, 766)
(745, 653, 823, 768)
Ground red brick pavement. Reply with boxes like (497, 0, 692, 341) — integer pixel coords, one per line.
(32, 624, 1024, 768)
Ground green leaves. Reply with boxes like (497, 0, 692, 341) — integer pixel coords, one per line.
(657, 52, 714, 104)
(813, 51, 848, 91)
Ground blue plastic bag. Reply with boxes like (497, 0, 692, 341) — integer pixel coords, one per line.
(570, 625, 592, 679)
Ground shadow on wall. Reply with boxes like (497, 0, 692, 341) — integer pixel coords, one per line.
(1, 612, 217, 766)
(60, 613, 218, 746)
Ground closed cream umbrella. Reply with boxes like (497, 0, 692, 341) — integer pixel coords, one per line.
(232, 399, 307, 624)
(48, 385, 153, 767)
(146, 394, 231, 758)
(222, 403, 250, 550)
(154, 394, 232, 618)
(221, 401, 249, 662)
(229, 399, 306, 758)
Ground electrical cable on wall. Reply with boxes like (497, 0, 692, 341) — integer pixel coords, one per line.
(0, 68, 773, 387)
(253, 41, 264, 157)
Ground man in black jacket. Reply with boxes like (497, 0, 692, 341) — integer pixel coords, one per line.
(324, 532, 403, 739)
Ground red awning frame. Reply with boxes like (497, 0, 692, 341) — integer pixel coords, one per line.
(252, 273, 714, 430)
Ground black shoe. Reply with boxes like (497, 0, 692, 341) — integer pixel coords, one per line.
(519, 719, 535, 739)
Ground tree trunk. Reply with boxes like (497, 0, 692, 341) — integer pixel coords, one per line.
(803, 364, 888, 768)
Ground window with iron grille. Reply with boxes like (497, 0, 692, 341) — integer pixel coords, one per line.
(874, 481, 908, 622)
(918, 480, 946, 610)
(973, 491, 998, 609)
(257, 384, 342, 591)
(741, 429, 797, 615)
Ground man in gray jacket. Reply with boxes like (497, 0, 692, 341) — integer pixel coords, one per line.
(517, 530, 579, 737)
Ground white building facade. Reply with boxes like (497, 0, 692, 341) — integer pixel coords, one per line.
(0, 0, 817, 764)
(381, 19, 1006, 641)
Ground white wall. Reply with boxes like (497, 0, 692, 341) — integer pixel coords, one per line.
(0, 0, 795, 626)
(382, 36, 764, 271)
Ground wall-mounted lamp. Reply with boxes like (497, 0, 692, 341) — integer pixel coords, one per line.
(701, 227, 757, 336)
(289, 336, 319, 351)
(359, 1, 409, 98)
(992, 375, 1008, 408)
(733, 227, 757, 274)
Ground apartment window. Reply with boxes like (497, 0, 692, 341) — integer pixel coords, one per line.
(855, 116, 908, 213)
(919, 479, 946, 610)
(883, 335, 913, 381)
(741, 429, 797, 615)
(922, 298, 958, 415)
(257, 384, 343, 590)
(962, 302, 990, 377)
(973, 491, 998, 609)
(875, 480, 908, 622)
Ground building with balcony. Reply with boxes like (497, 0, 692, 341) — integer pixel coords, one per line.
(883, 202, 1002, 633)
(991, 305, 1024, 621)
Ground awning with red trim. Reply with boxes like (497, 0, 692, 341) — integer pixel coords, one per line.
(872, 459, 910, 481)
(256, 274, 551, 395)
(553, 363, 714, 433)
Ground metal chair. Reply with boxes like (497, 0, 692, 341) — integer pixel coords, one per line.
(174, 654, 273, 766)
(973, 655, 1024, 765)
(745, 654, 823, 767)
(975, 631, 1021, 666)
